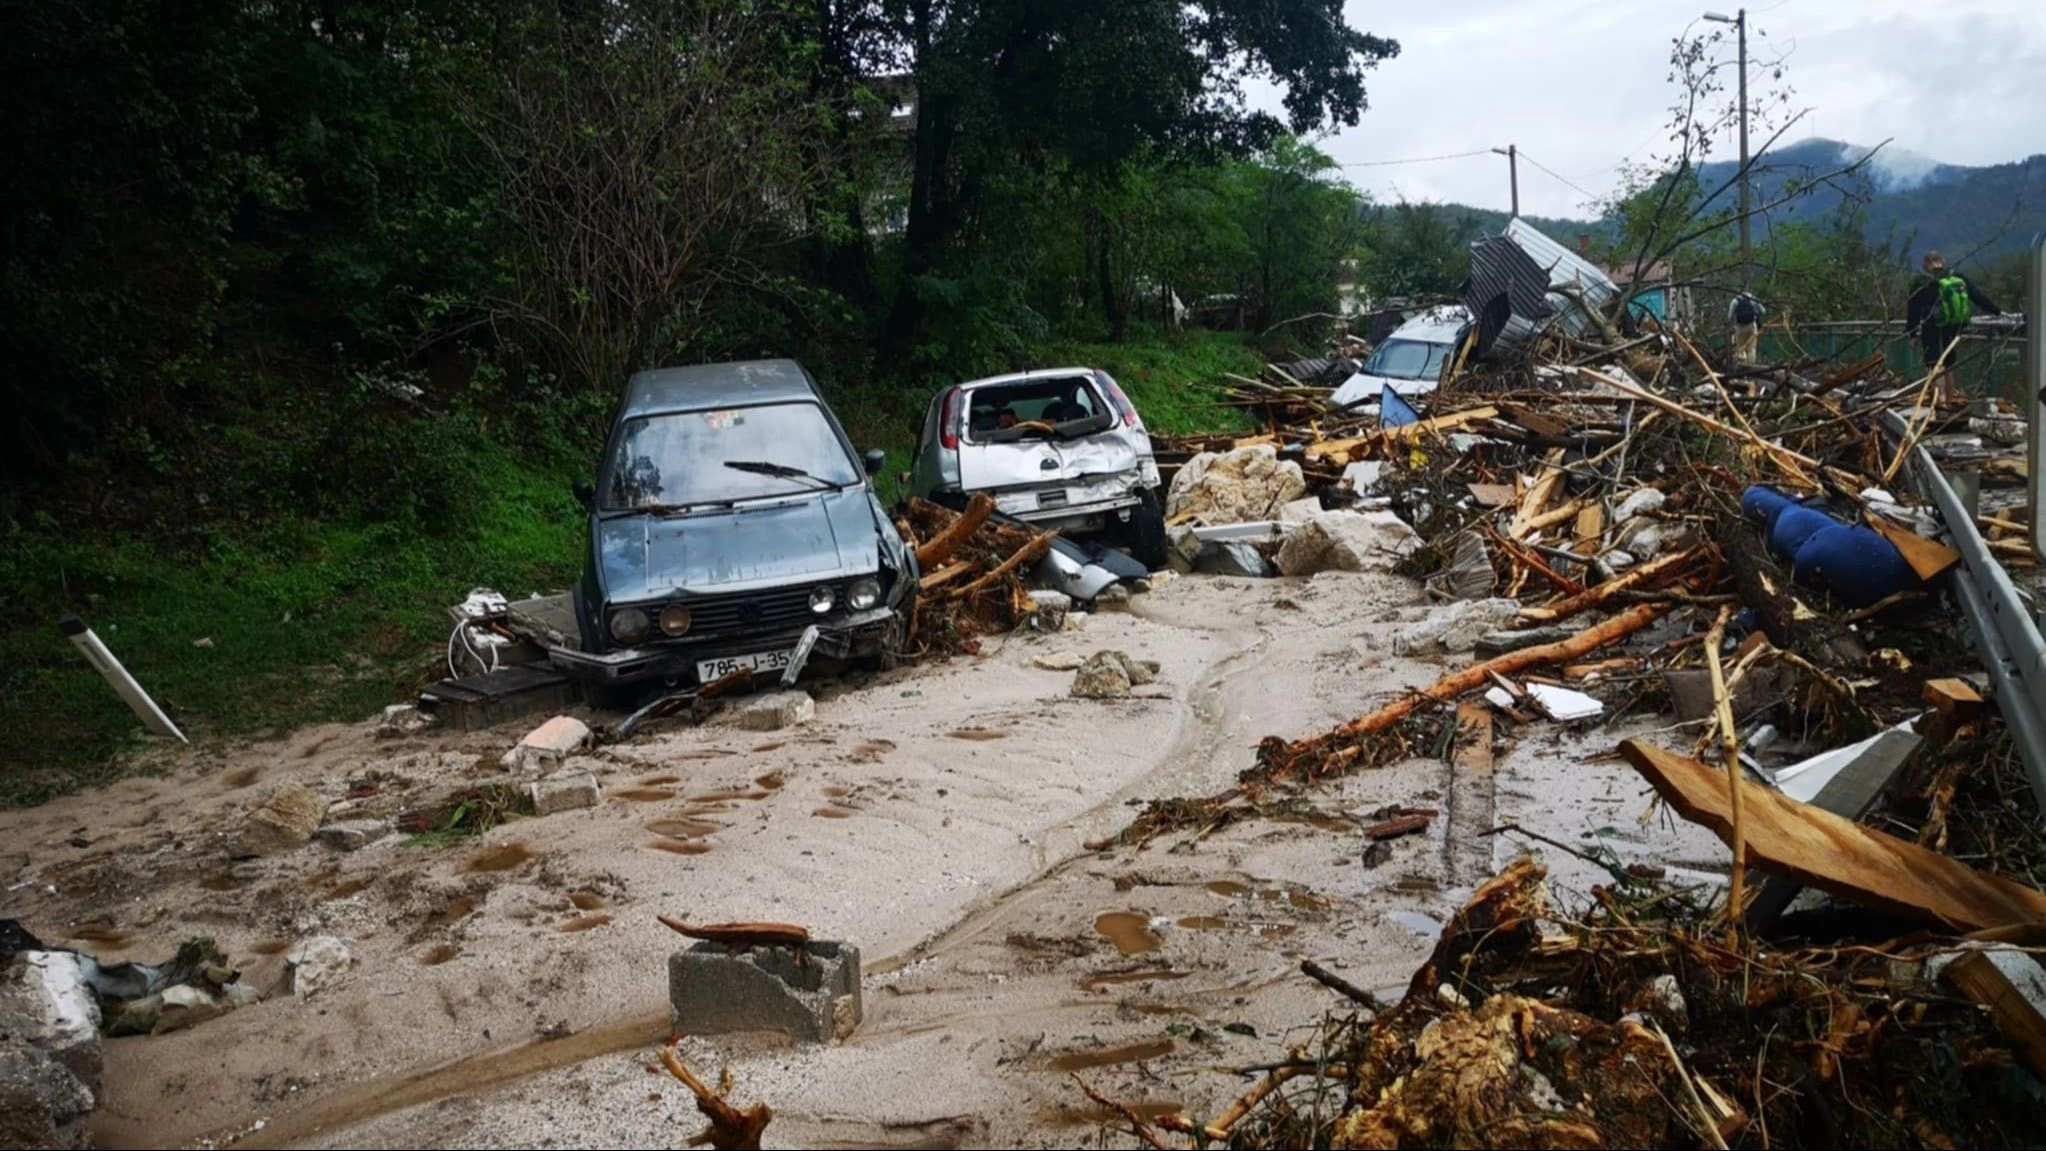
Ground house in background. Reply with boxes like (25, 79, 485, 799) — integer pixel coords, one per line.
(1592, 237, 1689, 328)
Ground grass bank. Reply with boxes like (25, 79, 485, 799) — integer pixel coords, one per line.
(0, 330, 1264, 806)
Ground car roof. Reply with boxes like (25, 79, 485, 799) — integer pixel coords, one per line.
(957, 367, 1099, 390)
(1387, 305, 1472, 343)
(620, 359, 821, 419)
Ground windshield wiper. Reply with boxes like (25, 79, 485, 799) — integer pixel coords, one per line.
(722, 460, 838, 491)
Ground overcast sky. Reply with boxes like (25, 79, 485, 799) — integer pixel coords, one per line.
(1311, 0, 2046, 218)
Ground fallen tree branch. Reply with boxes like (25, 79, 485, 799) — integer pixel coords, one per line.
(1070, 1075, 1172, 1150)
(1516, 547, 1703, 626)
(659, 1046, 773, 1151)
(1300, 959, 1382, 1009)
(914, 493, 995, 569)
(1321, 602, 1670, 744)
(951, 531, 1056, 599)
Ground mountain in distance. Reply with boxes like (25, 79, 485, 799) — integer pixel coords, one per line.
(1429, 139, 2046, 269)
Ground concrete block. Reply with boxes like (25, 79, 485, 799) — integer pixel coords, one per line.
(668, 940, 861, 1043)
(1024, 590, 1072, 632)
(531, 771, 601, 816)
(233, 783, 326, 858)
(314, 820, 394, 851)
(1279, 497, 1323, 524)
(501, 715, 591, 773)
(1194, 540, 1269, 578)
(1094, 584, 1133, 612)
(739, 691, 815, 732)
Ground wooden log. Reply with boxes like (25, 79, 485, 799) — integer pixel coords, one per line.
(1924, 677, 1985, 720)
(1315, 602, 1668, 744)
(918, 560, 975, 593)
(1515, 547, 1701, 626)
(1619, 740, 2046, 931)
(1363, 812, 1434, 840)
(952, 531, 1056, 599)
(660, 1047, 773, 1151)
(657, 917, 811, 949)
(914, 492, 996, 569)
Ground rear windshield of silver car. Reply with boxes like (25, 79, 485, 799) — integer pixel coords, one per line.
(965, 376, 1107, 441)
(603, 402, 859, 511)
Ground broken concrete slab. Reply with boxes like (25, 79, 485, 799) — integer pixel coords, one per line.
(1093, 584, 1132, 612)
(1194, 540, 1270, 578)
(739, 691, 815, 732)
(285, 936, 353, 1000)
(375, 703, 436, 739)
(500, 715, 592, 773)
(1072, 652, 1133, 699)
(1275, 510, 1421, 577)
(1030, 651, 1084, 672)
(233, 783, 326, 858)
(1393, 598, 1522, 656)
(1524, 683, 1604, 722)
(1166, 445, 1308, 525)
(668, 939, 861, 1043)
(1747, 726, 1922, 928)
(531, 771, 601, 816)
(314, 820, 394, 852)
(0, 952, 100, 1093)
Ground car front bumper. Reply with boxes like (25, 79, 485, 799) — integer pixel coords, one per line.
(547, 604, 902, 685)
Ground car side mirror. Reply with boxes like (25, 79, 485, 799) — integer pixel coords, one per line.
(572, 479, 595, 510)
(863, 449, 886, 476)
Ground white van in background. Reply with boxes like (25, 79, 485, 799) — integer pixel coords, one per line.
(1329, 305, 1472, 416)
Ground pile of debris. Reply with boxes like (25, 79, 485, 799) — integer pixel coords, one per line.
(899, 495, 1099, 655)
(1085, 244, 2046, 1146)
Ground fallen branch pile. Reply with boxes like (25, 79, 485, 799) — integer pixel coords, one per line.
(898, 495, 1058, 655)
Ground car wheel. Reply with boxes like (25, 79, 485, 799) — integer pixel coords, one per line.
(860, 601, 913, 673)
(1128, 488, 1169, 571)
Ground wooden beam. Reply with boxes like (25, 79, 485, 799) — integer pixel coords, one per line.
(1924, 677, 1985, 721)
(1619, 740, 2046, 932)
(1942, 949, 2046, 1080)
(1452, 701, 1494, 772)
(1864, 513, 1961, 582)
(914, 492, 996, 569)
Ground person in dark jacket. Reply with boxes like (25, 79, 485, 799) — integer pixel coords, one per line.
(1906, 251, 2001, 399)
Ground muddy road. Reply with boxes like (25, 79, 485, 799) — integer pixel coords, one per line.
(0, 569, 1713, 1149)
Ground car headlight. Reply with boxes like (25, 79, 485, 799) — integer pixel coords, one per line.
(849, 577, 881, 610)
(610, 607, 650, 644)
(809, 585, 837, 614)
(658, 604, 692, 636)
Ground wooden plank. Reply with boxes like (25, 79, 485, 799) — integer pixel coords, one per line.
(1619, 739, 2046, 932)
(1381, 405, 1500, 444)
(1865, 513, 1961, 581)
(1506, 449, 1568, 541)
(1942, 949, 2046, 1079)
(1304, 434, 1372, 463)
(1925, 677, 1985, 720)
(1452, 701, 1494, 772)
(1500, 402, 1569, 439)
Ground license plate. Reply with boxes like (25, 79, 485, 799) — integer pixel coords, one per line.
(696, 649, 792, 682)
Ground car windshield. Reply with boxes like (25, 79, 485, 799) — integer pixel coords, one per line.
(966, 377, 1107, 441)
(603, 402, 859, 511)
(1364, 338, 1454, 382)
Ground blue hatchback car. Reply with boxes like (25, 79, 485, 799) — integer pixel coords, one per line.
(555, 360, 917, 700)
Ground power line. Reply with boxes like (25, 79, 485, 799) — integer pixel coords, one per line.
(1339, 149, 1492, 169)
(1515, 150, 1602, 202)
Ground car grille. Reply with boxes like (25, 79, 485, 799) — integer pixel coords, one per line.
(1037, 489, 1070, 509)
(674, 584, 838, 635)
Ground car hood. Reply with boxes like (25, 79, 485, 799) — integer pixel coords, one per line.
(595, 489, 880, 604)
(1329, 371, 1440, 411)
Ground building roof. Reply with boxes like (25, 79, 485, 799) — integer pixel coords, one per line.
(1606, 260, 1675, 288)
(620, 360, 821, 419)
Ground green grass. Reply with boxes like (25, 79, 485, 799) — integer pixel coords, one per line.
(0, 330, 1264, 808)
(0, 439, 584, 807)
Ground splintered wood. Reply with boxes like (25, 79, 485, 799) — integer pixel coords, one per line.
(659, 1047, 772, 1151)
(902, 498, 1057, 654)
(1619, 741, 2046, 932)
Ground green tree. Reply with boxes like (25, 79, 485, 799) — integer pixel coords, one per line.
(1357, 202, 1483, 301)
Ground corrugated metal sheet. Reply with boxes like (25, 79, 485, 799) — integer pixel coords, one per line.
(1461, 220, 1620, 358)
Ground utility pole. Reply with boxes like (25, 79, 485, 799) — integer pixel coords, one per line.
(1705, 9, 1751, 290)
(1492, 145, 1519, 218)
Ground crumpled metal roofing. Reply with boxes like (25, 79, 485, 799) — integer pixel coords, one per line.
(1462, 218, 1620, 358)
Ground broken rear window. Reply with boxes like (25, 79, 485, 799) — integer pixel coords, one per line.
(965, 378, 1109, 441)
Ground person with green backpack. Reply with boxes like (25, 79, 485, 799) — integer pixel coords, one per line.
(1907, 251, 2002, 399)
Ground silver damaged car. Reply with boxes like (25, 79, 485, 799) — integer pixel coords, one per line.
(909, 367, 1167, 568)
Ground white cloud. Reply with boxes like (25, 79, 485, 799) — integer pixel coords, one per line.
(1310, 0, 2046, 219)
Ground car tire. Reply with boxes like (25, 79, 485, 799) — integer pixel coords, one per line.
(1128, 488, 1169, 571)
(860, 601, 913, 673)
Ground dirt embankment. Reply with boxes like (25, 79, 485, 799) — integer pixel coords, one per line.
(1, 569, 1703, 1149)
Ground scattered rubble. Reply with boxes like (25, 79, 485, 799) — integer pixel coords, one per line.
(314, 819, 394, 852)
(738, 691, 815, 732)
(1274, 509, 1421, 576)
(530, 771, 601, 816)
(1030, 651, 1085, 672)
(285, 936, 354, 1000)
(1166, 445, 1307, 525)
(233, 782, 326, 858)
(1071, 652, 1133, 700)
(500, 715, 591, 773)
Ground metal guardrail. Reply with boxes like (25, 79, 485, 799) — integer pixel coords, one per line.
(1880, 235, 2046, 804)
